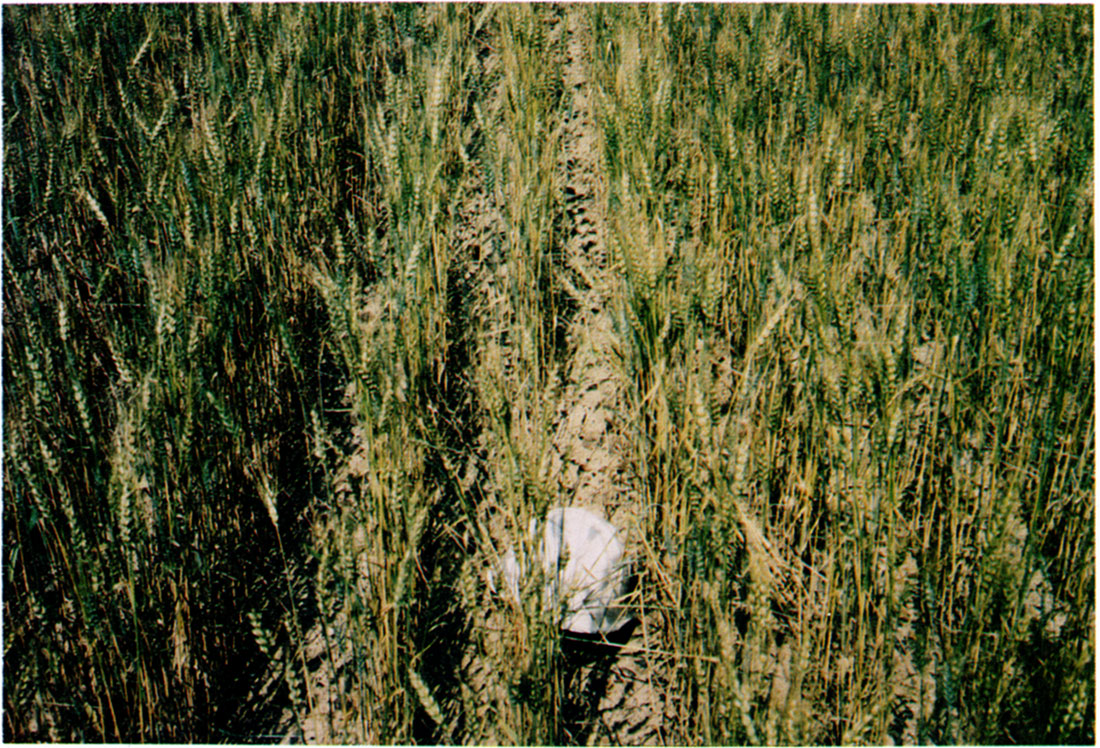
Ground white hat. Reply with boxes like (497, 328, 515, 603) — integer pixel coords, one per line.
(492, 506, 634, 635)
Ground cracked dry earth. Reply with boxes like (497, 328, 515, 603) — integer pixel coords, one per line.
(546, 9, 668, 745)
(458, 8, 668, 744)
(262, 7, 671, 745)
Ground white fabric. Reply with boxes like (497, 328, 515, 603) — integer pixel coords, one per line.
(493, 507, 633, 634)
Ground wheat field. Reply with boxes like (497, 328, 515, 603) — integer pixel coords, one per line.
(3, 4, 1094, 744)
